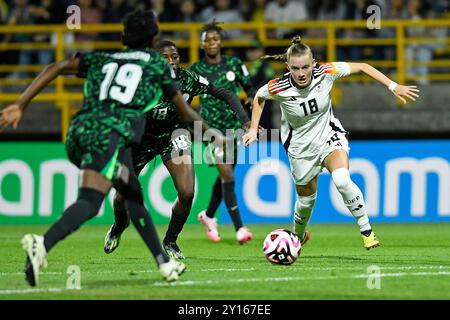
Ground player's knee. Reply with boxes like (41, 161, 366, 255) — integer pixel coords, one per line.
(177, 185, 194, 206)
(112, 166, 144, 204)
(331, 168, 352, 192)
(220, 171, 234, 183)
(77, 187, 105, 218)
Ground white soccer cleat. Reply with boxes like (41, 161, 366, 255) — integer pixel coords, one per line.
(21, 234, 48, 287)
(159, 258, 186, 282)
(236, 227, 253, 245)
(198, 210, 221, 242)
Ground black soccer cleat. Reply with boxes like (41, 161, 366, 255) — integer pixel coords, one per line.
(21, 234, 48, 287)
(24, 256, 36, 287)
(163, 241, 185, 260)
(104, 225, 123, 254)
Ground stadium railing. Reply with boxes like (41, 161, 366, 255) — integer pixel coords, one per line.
(0, 19, 449, 140)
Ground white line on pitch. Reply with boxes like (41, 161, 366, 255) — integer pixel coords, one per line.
(353, 271, 450, 278)
(1, 265, 449, 277)
(0, 287, 66, 295)
(153, 271, 450, 287)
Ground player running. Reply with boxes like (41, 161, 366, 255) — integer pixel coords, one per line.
(104, 40, 250, 259)
(190, 22, 256, 244)
(0, 10, 225, 285)
(243, 36, 419, 249)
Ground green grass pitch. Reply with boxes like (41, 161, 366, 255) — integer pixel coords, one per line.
(0, 223, 449, 300)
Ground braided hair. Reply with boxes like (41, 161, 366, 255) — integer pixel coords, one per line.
(261, 36, 313, 61)
(200, 20, 223, 41)
(122, 10, 159, 48)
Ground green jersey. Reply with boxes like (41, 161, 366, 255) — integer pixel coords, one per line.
(66, 48, 178, 170)
(190, 55, 254, 132)
(146, 66, 210, 131)
(132, 67, 211, 172)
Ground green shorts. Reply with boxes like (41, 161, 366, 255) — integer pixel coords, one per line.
(65, 113, 145, 179)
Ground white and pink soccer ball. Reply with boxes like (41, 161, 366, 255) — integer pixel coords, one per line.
(263, 229, 301, 265)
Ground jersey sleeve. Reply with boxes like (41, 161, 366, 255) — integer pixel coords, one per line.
(256, 83, 275, 101)
(320, 62, 351, 80)
(76, 52, 96, 78)
(187, 69, 210, 96)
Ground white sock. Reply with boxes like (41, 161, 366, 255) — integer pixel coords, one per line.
(293, 193, 316, 240)
(331, 168, 371, 233)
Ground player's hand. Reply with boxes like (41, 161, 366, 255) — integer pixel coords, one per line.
(0, 104, 23, 133)
(243, 97, 253, 110)
(243, 121, 264, 133)
(243, 128, 258, 147)
(393, 85, 420, 104)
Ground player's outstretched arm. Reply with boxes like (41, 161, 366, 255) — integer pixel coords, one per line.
(348, 62, 420, 104)
(0, 58, 80, 132)
(207, 85, 250, 126)
(243, 95, 265, 147)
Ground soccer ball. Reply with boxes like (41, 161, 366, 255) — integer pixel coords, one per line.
(263, 229, 301, 265)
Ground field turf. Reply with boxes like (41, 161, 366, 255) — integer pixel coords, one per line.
(0, 223, 449, 300)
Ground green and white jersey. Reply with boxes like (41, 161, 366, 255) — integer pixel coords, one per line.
(190, 55, 254, 132)
(66, 48, 178, 168)
(145, 66, 210, 131)
(132, 67, 211, 172)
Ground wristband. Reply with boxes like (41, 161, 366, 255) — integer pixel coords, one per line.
(388, 81, 398, 92)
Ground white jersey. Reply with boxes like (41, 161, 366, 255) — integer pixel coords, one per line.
(256, 62, 351, 158)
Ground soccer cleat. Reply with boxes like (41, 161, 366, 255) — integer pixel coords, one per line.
(159, 258, 186, 282)
(198, 210, 221, 242)
(362, 230, 380, 250)
(236, 227, 253, 244)
(21, 234, 48, 287)
(300, 230, 310, 246)
(163, 240, 185, 260)
(104, 225, 123, 254)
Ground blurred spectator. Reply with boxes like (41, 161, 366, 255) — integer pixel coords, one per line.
(0, 0, 10, 78)
(405, 0, 433, 84)
(337, 0, 381, 61)
(307, 0, 346, 60)
(29, 0, 65, 65)
(173, 0, 198, 40)
(4, 0, 32, 42)
(4, 0, 33, 78)
(246, 40, 276, 88)
(248, 0, 268, 22)
(197, 0, 244, 39)
(0, 0, 8, 24)
(427, 0, 449, 17)
(175, 0, 197, 22)
(315, 0, 347, 21)
(75, 0, 102, 42)
(374, 0, 407, 68)
(145, 0, 176, 37)
(245, 39, 277, 131)
(264, 0, 309, 39)
(102, 0, 131, 41)
(146, 0, 175, 22)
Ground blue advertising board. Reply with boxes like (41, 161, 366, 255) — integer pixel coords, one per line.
(221, 140, 450, 224)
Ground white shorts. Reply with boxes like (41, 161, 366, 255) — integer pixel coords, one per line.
(288, 132, 350, 186)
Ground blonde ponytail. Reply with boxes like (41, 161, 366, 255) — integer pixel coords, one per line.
(259, 35, 312, 62)
(291, 35, 302, 45)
